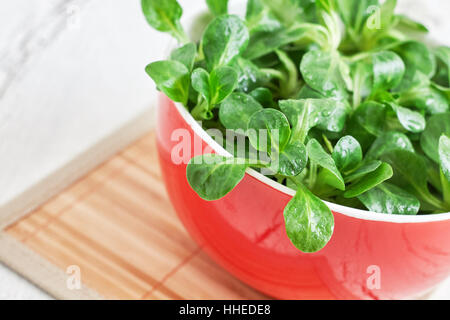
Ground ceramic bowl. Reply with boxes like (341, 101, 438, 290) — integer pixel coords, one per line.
(156, 95, 450, 300)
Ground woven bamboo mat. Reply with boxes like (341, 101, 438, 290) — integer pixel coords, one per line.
(0, 132, 268, 300)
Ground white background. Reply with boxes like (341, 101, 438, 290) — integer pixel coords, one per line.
(0, 0, 449, 299)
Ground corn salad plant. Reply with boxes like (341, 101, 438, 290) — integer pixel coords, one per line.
(142, 0, 450, 252)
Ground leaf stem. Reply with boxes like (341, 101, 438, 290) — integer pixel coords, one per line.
(260, 68, 285, 80)
(419, 190, 448, 212)
(308, 162, 318, 190)
(275, 50, 299, 98)
(172, 21, 189, 44)
(191, 100, 209, 120)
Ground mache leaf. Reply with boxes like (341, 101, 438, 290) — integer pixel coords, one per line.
(388, 102, 426, 133)
(186, 154, 248, 200)
(275, 141, 308, 176)
(171, 43, 197, 71)
(372, 51, 405, 91)
(247, 109, 291, 153)
(219, 92, 263, 131)
(381, 150, 446, 210)
(206, 0, 229, 16)
(202, 15, 250, 70)
(245, 0, 282, 34)
(358, 182, 420, 215)
(344, 160, 382, 183)
(332, 136, 362, 172)
(421, 113, 450, 163)
(439, 135, 450, 182)
(284, 184, 334, 253)
(191, 66, 238, 107)
(280, 99, 349, 144)
(141, 0, 187, 43)
(344, 162, 393, 198)
(365, 131, 414, 160)
(300, 50, 348, 99)
(145, 60, 190, 104)
(307, 139, 345, 191)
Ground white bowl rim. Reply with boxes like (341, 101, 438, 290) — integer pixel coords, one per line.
(172, 100, 450, 224)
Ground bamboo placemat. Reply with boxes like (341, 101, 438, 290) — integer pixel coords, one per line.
(0, 132, 268, 300)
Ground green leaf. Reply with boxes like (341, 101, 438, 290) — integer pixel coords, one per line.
(337, 0, 378, 34)
(296, 85, 327, 100)
(249, 88, 275, 108)
(170, 43, 197, 71)
(145, 60, 190, 104)
(387, 102, 426, 133)
(358, 182, 420, 215)
(191, 68, 210, 103)
(307, 139, 345, 191)
(433, 83, 450, 101)
(353, 101, 387, 136)
(398, 86, 449, 115)
(284, 184, 334, 253)
(344, 162, 393, 198)
(438, 135, 450, 211)
(440, 136, 450, 205)
(280, 99, 349, 143)
(186, 154, 247, 200)
(346, 101, 388, 151)
(381, 150, 446, 210)
(395, 15, 429, 33)
(219, 93, 263, 131)
(420, 113, 450, 163)
(351, 60, 373, 107)
(191, 66, 238, 107)
(434, 46, 450, 87)
(439, 135, 450, 182)
(344, 160, 382, 183)
(206, 0, 228, 16)
(244, 25, 326, 60)
(392, 41, 437, 93)
(275, 141, 308, 176)
(247, 109, 291, 153)
(275, 49, 299, 97)
(380, 150, 426, 191)
(279, 99, 310, 144)
(245, 0, 282, 34)
(202, 15, 249, 70)
(300, 50, 348, 99)
(441, 170, 450, 206)
(230, 57, 271, 92)
(141, 0, 187, 43)
(372, 51, 405, 91)
(361, 0, 397, 44)
(209, 66, 238, 105)
(315, 0, 342, 50)
(332, 136, 362, 172)
(395, 68, 430, 92)
(365, 131, 414, 160)
(393, 41, 436, 78)
(260, 0, 317, 27)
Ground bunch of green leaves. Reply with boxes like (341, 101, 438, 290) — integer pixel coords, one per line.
(142, 0, 450, 253)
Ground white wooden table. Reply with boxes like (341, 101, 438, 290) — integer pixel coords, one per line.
(0, 0, 449, 300)
(0, 0, 207, 300)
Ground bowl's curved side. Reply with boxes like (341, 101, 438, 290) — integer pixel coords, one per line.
(156, 95, 450, 300)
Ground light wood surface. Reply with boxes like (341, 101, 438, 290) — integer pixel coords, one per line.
(4, 132, 268, 300)
(1, 0, 449, 300)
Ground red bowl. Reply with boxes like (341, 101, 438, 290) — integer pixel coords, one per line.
(156, 94, 450, 300)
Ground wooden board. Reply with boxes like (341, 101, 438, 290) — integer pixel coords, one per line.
(1, 0, 449, 300)
(1, 132, 268, 300)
